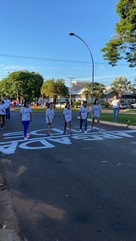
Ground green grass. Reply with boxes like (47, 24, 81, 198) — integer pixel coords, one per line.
(101, 113, 136, 126)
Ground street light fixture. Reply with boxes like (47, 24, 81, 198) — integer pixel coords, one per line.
(69, 32, 94, 103)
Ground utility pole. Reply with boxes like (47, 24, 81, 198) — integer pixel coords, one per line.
(68, 77, 75, 106)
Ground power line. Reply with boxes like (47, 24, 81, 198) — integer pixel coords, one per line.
(0, 53, 130, 66)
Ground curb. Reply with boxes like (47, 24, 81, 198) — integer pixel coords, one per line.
(90, 119, 136, 130)
(77, 116, 136, 130)
(0, 164, 21, 241)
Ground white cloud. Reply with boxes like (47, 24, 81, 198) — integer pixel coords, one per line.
(0, 64, 36, 79)
(3, 65, 35, 71)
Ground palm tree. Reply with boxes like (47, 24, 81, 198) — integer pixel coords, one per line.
(110, 77, 133, 97)
(132, 79, 136, 98)
(84, 82, 106, 100)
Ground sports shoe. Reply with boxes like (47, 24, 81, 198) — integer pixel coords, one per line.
(84, 131, 87, 134)
(1, 126, 5, 129)
(24, 137, 28, 141)
(79, 129, 82, 133)
(27, 133, 30, 138)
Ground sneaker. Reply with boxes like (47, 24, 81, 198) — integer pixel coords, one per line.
(79, 129, 82, 133)
(84, 131, 87, 134)
(1, 126, 5, 129)
(24, 137, 28, 141)
(27, 133, 30, 138)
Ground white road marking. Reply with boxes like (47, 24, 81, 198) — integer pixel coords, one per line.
(0, 128, 136, 155)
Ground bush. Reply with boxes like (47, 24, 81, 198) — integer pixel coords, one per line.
(72, 101, 81, 108)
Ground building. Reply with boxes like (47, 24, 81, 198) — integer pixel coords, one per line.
(70, 80, 90, 103)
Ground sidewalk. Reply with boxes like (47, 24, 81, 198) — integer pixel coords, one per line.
(0, 163, 21, 241)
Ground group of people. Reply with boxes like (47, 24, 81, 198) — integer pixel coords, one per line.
(0, 96, 11, 129)
(45, 96, 121, 136)
(0, 96, 120, 140)
(44, 99, 102, 136)
(19, 98, 102, 140)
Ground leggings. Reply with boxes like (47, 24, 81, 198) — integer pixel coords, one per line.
(22, 121, 30, 137)
(0, 115, 5, 127)
(6, 107, 10, 120)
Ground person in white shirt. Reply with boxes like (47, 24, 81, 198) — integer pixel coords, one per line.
(4, 96, 11, 120)
(20, 101, 32, 140)
(46, 102, 54, 136)
(0, 99, 6, 129)
(111, 95, 120, 123)
(79, 101, 89, 133)
(63, 102, 72, 134)
(91, 98, 101, 131)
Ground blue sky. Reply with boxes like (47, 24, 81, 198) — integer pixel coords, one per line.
(0, 0, 135, 87)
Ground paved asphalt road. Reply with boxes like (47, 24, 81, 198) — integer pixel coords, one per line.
(0, 110, 136, 241)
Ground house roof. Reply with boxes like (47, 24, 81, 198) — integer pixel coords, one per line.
(72, 87, 86, 95)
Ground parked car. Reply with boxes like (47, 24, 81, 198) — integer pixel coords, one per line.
(130, 103, 136, 109)
(55, 102, 66, 108)
(11, 100, 23, 107)
(120, 103, 129, 109)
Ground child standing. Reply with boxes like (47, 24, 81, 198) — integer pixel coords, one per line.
(0, 99, 6, 129)
(91, 98, 101, 131)
(20, 101, 32, 140)
(63, 102, 72, 134)
(46, 102, 54, 136)
(79, 101, 89, 133)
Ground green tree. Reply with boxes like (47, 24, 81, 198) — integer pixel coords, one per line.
(101, 0, 136, 67)
(132, 79, 136, 97)
(0, 71, 44, 101)
(41, 78, 68, 103)
(110, 76, 133, 96)
(84, 82, 106, 99)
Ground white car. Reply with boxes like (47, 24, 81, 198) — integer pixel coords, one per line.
(55, 102, 66, 108)
(131, 103, 136, 109)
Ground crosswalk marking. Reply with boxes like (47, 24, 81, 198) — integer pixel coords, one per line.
(0, 128, 136, 155)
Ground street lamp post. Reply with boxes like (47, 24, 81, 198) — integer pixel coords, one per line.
(69, 32, 94, 104)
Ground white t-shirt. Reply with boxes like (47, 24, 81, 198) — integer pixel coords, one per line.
(63, 107, 72, 123)
(4, 99, 11, 108)
(0, 104, 6, 115)
(92, 104, 101, 117)
(112, 99, 120, 108)
(80, 106, 89, 119)
(46, 108, 54, 123)
(20, 107, 32, 121)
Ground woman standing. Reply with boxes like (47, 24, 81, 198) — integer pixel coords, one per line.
(111, 96, 120, 123)
(20, 101, 32, 140)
